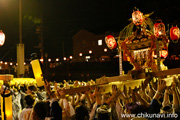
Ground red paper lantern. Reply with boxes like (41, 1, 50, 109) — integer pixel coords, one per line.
(161, 50, 168, 58)
(154, 21, 166, 38)
(132, 10, 143, 26)
(170, 26, 179, 40)
(0, 30, 5, 46)
(105, 35, 117, 50)
(152, 50, 168, 58)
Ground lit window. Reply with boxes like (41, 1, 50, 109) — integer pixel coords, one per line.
(98, 39, 102, 46)
(85, 56, 90, 62)
(85, 56, 90, 59)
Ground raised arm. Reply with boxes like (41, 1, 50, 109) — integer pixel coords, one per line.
(94, 87, 102, 105)
(148, 79, 166, 114)
(105, 85, 120, 105)
(44, 80, 52, 98)
(135, 90, 150, 108)
(172, 79, 180, 112)
(162, 86, 170, 107)
(153, 79, 166, 100)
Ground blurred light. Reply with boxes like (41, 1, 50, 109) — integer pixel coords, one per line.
(161, 50, 168, 58)
(104, 48, 107, 52)
(0, 61, 3, 64)
(56, 58, 59, 62)
(16, 63, 18, 66)
(40, 59, 43, 62)
(4, 62, 7, 65)
(10, 63, 13, 66)
(0, 30, 5, 46)
(158, 31, 162, 35)
(24, 62, 26, 65)
(69, 56, 73, 59)
(98, 39, 102, 46)
(85, 56, 90, 59)
(79, 53, 82, 56)
(63, 57, 67, 61)
(48, 58, 51, 62)
(89, 50, 92, 54)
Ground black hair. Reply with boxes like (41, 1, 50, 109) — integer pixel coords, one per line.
(28, 85, 38, 92)
(33, 101, 48, 119)
(75, 105, 89, 120)
(97, 112, 111, 120)
(51, 101, 62, 120)
(96, 105, 111, 120)
(25, 94, 35, 107)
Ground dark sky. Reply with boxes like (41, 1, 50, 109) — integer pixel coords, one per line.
(0, 0, 179, 61)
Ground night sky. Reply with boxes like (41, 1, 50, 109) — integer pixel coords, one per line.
(0, 0, 179, 61)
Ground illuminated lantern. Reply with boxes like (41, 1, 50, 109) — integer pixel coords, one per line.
(0, 30, 5, 46)
(160, 50, 168, 58)
(105, 35, 117, 50)
(1, 88, 12, 120)
(0, 80, 3, 88)
(132, 10, 143, 25)
(154, 20, 166, 38)
(152, 50, 168, 58)
(170, 26, 179, 40)
(31, 59, 44, 87)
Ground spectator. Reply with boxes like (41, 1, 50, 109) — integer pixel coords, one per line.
(30, 101, 49, 120)
(19, 94, 35, 120)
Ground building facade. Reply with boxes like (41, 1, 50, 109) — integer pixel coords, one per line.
(72, 29, 117, 62)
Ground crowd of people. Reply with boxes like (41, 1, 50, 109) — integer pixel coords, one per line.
(0, 75, 180, 120)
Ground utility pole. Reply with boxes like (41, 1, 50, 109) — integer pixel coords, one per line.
(17, 0, 24, 77)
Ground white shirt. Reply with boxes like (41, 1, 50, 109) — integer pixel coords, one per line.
(19, 108, 32, 120)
